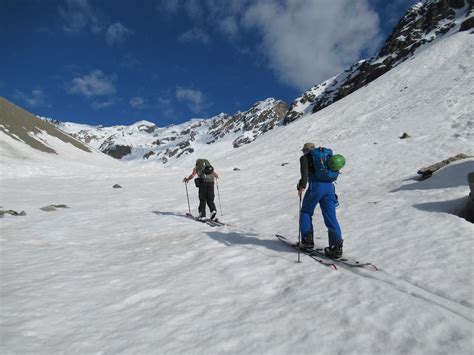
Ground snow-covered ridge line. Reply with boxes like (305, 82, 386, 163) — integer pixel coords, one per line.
(42, 98, 289, 162)
(40, 1, 473, 165)
(283, 0, 473, 124)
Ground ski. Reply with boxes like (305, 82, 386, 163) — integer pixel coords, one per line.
(185, 213, 225, 227)
(275, 235, 338, 269)
(276, 235, 377, 270)
(309, 247, 378, 270)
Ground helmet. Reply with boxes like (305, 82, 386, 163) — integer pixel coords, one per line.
(328, 154, 346, 171)
(301, 142, 315, 153)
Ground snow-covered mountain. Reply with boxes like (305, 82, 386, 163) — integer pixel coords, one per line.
(44, 98, 288, 162)
(41, 0, 473, 165)
(1, 19, 473, 354)
(0, 97, 119, 177)
(284, 0, 473, 123)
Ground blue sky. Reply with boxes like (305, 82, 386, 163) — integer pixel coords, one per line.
(1, 0, 416, 127)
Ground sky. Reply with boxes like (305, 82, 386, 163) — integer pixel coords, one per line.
(1, 0, 417, 127)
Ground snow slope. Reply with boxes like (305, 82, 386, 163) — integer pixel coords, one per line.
(1, 31, 473, 355)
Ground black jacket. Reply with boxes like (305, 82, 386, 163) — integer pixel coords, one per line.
(298, 154, 314, 189)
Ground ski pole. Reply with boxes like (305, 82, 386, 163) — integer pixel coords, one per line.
(297, 193, 302, 263)
(216, 179, 223, 216)
(184, 181, 191, 215)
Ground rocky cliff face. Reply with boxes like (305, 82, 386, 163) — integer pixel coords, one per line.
(46, 98, 288, 163)
(284, 0, 473, 124)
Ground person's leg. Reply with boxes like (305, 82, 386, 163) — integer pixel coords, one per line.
(319, 183, 342, 246)
(206, 182, 217, 215)
(299, 182, 323, 244)
(198, 184, 207, 217)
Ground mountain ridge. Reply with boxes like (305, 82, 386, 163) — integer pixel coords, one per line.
(40, 0, 473, 163)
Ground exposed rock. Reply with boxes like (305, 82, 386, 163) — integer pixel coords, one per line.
(143, 151, 155, 159)
(417, 153, 472, 180)
(40, 204, 69, 212)
(233, 168, 241, 171)
(137, 122, 156, 133)
(102, 144, 132, 159)
(460, 16, 474, 31)
(281, 162, 290, 166)
(233, 136, 252, 148)
(0, 209, 27, 217)
(400, 133, 411, 139)
(466, 172, 474, 223)
(176, 148, 194, 158)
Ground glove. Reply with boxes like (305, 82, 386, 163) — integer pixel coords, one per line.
(183, 177, 188, 183)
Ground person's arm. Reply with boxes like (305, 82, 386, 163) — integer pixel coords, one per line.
(297, 155, 309, 196)
(212, 171, 219, 179)
(183, 168, 197, 182)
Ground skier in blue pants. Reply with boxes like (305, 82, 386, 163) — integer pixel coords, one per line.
(297, 142, 344, 258)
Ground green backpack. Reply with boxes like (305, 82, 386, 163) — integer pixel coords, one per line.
(195, 159, 214, 182)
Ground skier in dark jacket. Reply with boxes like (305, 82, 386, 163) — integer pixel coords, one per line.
(183, 159, 219, 221)
(297, 142, 344, 258)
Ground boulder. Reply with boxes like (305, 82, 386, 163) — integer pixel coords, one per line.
(417, 154, 471, 180)
(0, 209, 27, 217)
(466, 172, 474, 223)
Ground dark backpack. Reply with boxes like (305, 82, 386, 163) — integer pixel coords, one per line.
(196, 159, 214, 181)
(310, 147, 339, 182)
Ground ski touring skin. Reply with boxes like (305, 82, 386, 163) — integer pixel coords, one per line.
(275, 235, 377, 270)
(276, 235, 338, 269)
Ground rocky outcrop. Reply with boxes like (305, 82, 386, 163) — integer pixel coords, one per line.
(284, 0, 473, 124)
(417, 153, 471, 180)
(208, 99, 288, 148)
(466, 172, 474, 222)
(101, 144, 132, 159)
(0, 209, 27, 217)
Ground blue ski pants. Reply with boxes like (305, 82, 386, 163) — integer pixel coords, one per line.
(300, 179, 342, 246)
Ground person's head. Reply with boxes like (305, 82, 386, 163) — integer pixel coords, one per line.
(301, 142, 315, 154)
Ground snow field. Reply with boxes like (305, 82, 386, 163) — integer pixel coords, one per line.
(1, 31, 473, 354)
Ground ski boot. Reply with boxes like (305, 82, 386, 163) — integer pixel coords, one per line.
(324, 241, 343, 259)
(210, 210, 217, 221)
(299, 233, 314, 249)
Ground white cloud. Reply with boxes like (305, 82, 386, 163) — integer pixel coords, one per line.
(130, 96, 146, 109)
(218, 16, 239, 37)
(13, 88, 46, 107)
(178, 28, 210, 44)
(242, 0, 382, 90)
(68, 70, 116, 97)
(156, 0, 382, 91)
(59, 0, 102, 34)
(176, 87, 206, 113)
(106, 23, 132, 47)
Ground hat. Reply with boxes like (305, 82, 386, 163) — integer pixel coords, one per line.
(301, 142, 315, 152)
